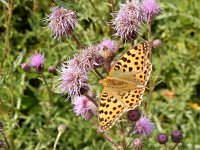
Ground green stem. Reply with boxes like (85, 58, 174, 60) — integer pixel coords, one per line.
(70, 32, 82, 49)
(163, 143, 167, 150)
(170, 143, 179, 150)
(101, 133, 120, 150)
(0, 0, 13, 75)
(40, 72, 52, 118)
(2, 131, 11, 150)
(53, 132, 62, 150)
(145, 21, 154, 114)
(115, 37, 123, 54)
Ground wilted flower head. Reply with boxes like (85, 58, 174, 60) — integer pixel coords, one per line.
(55, 64, 88, 97)
(57, 124, 67, 133)
(48, 65, 57, 75)
(133, 138, 143, 150)
(141, 0, 161, 22)
(21, 63, 31, 72)
(30, 52, 44, 70)
(73, 96, 97, 120)
(45, 6, 77, 40)
(152, 39, 162, 49)
(135, 116, 154, 136)
(112, 1, 142, 40)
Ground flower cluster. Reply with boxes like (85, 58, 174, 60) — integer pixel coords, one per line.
(112, 0, 161, 40)
(156, 130, 183, 145)
(55, 40, 116, 97)
(21, 52, 45, 72)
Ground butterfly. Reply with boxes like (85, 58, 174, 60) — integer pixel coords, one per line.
(98, 41, 152, 132)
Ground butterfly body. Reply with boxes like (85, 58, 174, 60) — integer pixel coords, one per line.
(98, 41, 152, 132)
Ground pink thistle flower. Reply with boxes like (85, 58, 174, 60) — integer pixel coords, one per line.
(112, 1, 142, 40)
(30, 52, 45, 69)
(79, 45, 104, 71)
(45, 6, 77, 40)
(55, 64, 89, 97)
(141, 0, 161, 22)
(134, 116, 154, 136)
(73, 96, 97, 120)
(100, 39, 115, 52)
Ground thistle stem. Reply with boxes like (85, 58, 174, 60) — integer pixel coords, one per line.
(145, 21, 154, 114)
(120, 122, 127, 150)
(0, 0, 13, 75)
(53, 132, 62, 150)
(70, 32, 82, 49)
(170, 143, 179, 150)
(115, 37, 123, 54)
(2, 131, 11, 150)
(101, 133, 120, 150)
(40, 72, 52, 118)
(84, 93, 98, 107)
(90, 120, 120, 149)
(163, 143, 167, 150)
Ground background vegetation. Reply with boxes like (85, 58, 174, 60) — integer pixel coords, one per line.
(0, 0, 200, 149)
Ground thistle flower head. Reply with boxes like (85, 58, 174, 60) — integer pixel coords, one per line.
(100, 39, 115, 52)
(141, 0, 161, 22)
(152, 39, 162, 49)
(57, 124, 67, 133)
(112, 1, 142, 40)
(171, 130, 183, 143)
(0, 122, 3, 133)
(30, 52, 45, 70)
(45, 6, 77, 40)
(135, 116, 154, 136)
(48, 65, 57, 75)
(156, 133, 168, 144)
(55, 63, 88, 97)
(0, 140, 4, 148)
(127, 108, 141, 122)
(73, 96, 97, 120)
(21, 63, 31, 72)
(79, 45, 104, 71)
(133, 138, 143, 150)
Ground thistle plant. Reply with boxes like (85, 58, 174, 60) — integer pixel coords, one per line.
(2, 0, 196, 150)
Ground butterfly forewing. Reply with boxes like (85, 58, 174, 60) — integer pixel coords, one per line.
(109, 41, 150, 85)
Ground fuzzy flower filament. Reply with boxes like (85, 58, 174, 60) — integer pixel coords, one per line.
(134, 116, 154, 136)
(112, 1, 142, 40)
(73, 96, 97, 120)
(45, 6, 77, 40)
(30, 52, 45, 70)
(55, 64, 89, 97)
(141, 0, 161, 22)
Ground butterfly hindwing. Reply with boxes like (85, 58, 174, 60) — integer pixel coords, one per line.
(98, 87, 125, 131)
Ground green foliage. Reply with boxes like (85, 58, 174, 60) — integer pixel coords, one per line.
(0, 0, 200, 149)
